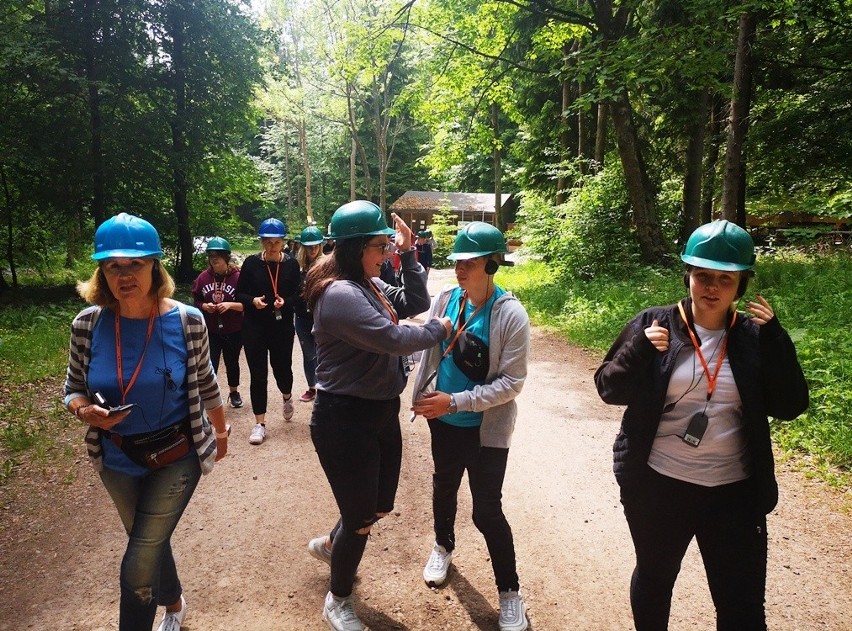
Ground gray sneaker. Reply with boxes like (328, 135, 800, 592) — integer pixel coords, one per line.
(283, 395, 294, 421)
(249, 423, 266, 445)
(155, 595, 187, 631)
(308, 535, 332, 565)
(423, 543, 452, 586)
(322, 591, 364, 631)
(498, 590, 529, 631)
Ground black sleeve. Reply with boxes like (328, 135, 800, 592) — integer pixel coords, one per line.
(594, 317, 659, 406)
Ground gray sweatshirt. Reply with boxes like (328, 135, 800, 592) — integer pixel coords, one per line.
(411, 285, 530, 448)
(313, 250, 447, 400)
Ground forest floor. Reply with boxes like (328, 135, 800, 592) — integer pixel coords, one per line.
(1, 268, 850, 631)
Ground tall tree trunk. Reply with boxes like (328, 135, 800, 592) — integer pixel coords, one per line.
(300, 118, 312, 224)
(169, 7, 193, 282)
(609, 92, 667, 263)
(492, 102, 504, 230)
(721, 11, 757, 224)
(83, 0, 105, 227)
(350, 137, 357, 201)
(701, 93, 724, 224)
(0, 165, 16, 290)
(346, 85, 371, 200)
(283, 128, 293, 214)
(594, 101, 607, 169)
(556, 42, 575, 204)
(682, 88, 710, 244)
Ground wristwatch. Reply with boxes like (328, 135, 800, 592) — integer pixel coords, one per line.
(448, 394, 457, 414)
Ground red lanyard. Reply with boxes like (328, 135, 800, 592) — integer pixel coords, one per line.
(442, 291, 486, 358)
(263, 253, 281, 300)
(368, 281, 399, 324)
(677, 302, 735, 401)
(114, 303, 157, 404)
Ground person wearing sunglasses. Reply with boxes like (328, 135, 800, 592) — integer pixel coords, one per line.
(64, 213, 229, 631)
(303, 200, 452, 631)
(410, 222, 531, 631)
(594, 220, 809, 630)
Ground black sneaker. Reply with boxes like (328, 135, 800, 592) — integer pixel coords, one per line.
(228, 391, 243, 408)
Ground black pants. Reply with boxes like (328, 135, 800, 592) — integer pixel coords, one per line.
(621, 467, 768, 631)
(311, 391, 402, 597)
(208, 330, 242, 387)
(242, 317, 295, 415)
(428, 419, 519, 593)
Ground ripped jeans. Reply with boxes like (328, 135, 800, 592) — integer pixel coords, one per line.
(100, 456, 201, 631)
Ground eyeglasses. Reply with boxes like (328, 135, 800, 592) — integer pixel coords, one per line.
(364, 242, 392, 254)
(102, 260, 150, 276)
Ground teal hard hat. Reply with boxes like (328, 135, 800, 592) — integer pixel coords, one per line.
(205, 237, 231, 254)
(258, 218, 287, 238)
(681, 219, 755, 271)
(328, 200, 395, 240)
(92, 213, 163, 261)
(447, 222, 508, 261)
(299, 226, 325, 246)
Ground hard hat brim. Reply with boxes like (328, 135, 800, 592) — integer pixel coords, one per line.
(680, 253, 753, 272)
(92, 249, 163, 261)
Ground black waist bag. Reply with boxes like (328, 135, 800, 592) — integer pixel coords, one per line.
(452, 330, 489, 382)
(105, 420, 192, 470)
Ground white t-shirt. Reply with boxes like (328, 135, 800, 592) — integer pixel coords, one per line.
(648, 323, 750, 486)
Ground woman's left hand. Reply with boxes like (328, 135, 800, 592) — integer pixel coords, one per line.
(390, 212, 413, 251)
(412, 391, 451, 419)
(746, 294, 775, 326)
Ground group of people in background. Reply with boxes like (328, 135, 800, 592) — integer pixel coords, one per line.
(63, 206, 807, 631)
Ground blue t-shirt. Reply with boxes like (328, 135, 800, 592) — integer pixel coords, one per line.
(436, 286, 504, 428)
(88, 306, 190, 476)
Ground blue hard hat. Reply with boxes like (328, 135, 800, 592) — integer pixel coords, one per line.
(92, 213, 163, 261)
(258, 218, 287, 238)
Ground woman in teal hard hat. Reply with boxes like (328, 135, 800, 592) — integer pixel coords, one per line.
(235, 218, 301, 445)
(302, 200, 452, 631)
(192, 237, 245, 408)
(594, 219, 809, 630)
(64, 213, 230, 631)
(292, 226, 327, 402)
(411, 221, 531, 631)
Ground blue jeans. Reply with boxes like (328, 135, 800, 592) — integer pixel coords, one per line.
(621, 466, 768, 631)
(295, 315, 317, 389)
(428, 419, 519, 592)
(99, 457, 201, 631)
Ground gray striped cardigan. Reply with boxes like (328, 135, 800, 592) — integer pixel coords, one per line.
(63, 302, 223, 475)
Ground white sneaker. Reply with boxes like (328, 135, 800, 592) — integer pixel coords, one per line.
(156, 595, 187, 631)
(249, 423, 266, 445)
(498, 590, 529, 631)
(308, 535, 332, 565)
(283, 395, 294, 421)
(423, 543, 452, 586)
(322, 591, 365, 631)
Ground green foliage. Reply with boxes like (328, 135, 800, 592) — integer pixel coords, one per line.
(515, 166, 642, 280)
(427, 206, 458, 269)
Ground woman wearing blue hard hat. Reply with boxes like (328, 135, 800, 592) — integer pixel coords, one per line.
(64, 213, 229, 631)
(292, 226, 327, 402)
(411, 221, 531, 631)
(303, 200, 452, 631)
(595, 219, 809, 630)
(235, 218, 301, 445)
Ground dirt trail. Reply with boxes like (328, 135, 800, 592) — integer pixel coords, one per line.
(1, 268, 850, 630)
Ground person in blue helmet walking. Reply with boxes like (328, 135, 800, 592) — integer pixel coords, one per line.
(235, 218, 301, 445)
(595, 220, 809, 631)
(303, 200, 452, 631)
(411, 222, 531, 631)
(64, 213, 229, 631)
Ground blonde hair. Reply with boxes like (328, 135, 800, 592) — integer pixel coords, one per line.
(296, 243, 325, 273)
(77, 260, 175, 307)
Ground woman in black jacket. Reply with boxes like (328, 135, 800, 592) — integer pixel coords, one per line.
(595, 220, 808, 631)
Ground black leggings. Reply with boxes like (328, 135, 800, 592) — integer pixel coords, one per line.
(242, 318, 295, 415)
(621, 467, 768, 631)
(208, 330, 242, 387)
(310, 391, 402, 597)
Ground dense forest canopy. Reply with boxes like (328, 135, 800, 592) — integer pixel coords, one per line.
(1, 0, 849, 286)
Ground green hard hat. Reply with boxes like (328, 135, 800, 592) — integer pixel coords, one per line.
(447, 222, 508, 260)
(328, 200, 395, 240)
(205, 237, 231, 254)
(681, 219, 755, 271)
(299, 226, 325, 246)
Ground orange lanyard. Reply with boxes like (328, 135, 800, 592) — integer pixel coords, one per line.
(263, 253, 281, 300)
(677, 302, 735, 401)
(114, 304, 157, 404)
(442, 292, 485, 358)
(368, 281, 399, 324)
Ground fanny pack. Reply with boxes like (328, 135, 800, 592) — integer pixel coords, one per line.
(453, 330, 489, 381)
(104, 420, 192, 470)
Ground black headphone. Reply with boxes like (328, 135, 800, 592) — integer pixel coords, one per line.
(485, 258, 499, 275)
(152, 261, 162, 286)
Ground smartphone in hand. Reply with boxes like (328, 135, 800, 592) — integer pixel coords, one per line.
(93, 392, 135, 416)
